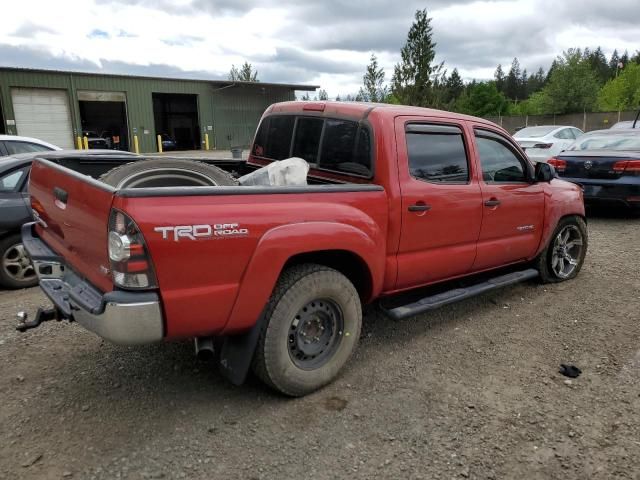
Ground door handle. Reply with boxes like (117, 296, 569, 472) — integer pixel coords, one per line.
(408, 203, 431, 212)
(484, 198, 501, 207)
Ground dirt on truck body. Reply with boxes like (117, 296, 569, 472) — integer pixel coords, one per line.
(22, 101, 586, 396)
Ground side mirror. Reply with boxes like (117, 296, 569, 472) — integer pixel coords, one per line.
(535, 162, 554, 182)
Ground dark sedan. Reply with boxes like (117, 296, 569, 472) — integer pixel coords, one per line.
(548, 129, 640, 214)
(0, 150, 138, 289)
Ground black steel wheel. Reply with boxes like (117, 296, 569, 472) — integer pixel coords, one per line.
(252, 264, 362, 397)
(288, 298, 345, 370)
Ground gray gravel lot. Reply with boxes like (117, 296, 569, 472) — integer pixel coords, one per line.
(1, 215, 639, 480)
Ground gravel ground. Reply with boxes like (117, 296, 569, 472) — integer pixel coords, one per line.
(0, 214, 639, 480)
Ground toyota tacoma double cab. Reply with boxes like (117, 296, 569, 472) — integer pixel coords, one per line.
(20, 101, 587, 396)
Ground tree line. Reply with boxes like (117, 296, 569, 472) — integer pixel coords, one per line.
(339, 9, 640, 117)
(230, 9, 640, 117)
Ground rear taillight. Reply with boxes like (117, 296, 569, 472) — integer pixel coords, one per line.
(612, 160, 640, 174)
(533, 143, 553, 149)
(548, 157, 566, 172)
(108, 209, 158, 290)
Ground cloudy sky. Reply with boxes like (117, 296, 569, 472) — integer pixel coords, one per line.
(1, 0, 639, 97)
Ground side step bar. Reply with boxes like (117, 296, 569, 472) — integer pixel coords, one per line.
(382, 268, 539, 320)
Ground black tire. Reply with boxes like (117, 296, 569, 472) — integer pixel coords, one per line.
(536, 216, 588, 283)
(252, 264, 362, 397)
(99, 158, 238, 188)
(0, 234, 38, 289)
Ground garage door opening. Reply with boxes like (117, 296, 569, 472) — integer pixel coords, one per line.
(152, 93, 200, 151)
(78, 91, 129, 151)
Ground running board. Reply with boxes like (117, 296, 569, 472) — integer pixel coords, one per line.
(382, 268, 539, 320)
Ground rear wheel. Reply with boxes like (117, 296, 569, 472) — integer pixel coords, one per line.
(99, 158, 238, 188)
(536, 216, 588, 283)
(0, 234, 37, 289)
(252, 264, 362, 397)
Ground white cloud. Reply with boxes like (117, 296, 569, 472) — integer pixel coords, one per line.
(2, 0, 639, 97)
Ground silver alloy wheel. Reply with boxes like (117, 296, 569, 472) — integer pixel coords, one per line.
(2, 243, 36, 283)
(551, 225, 584, 279)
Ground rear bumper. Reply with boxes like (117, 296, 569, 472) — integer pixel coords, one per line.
(561, 178, 640, 209)
(22, 223, 164, 345)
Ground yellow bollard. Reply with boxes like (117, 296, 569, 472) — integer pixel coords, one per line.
(76, 136, 83, 150)
(83, 136, 89, 150)
(133, 135, 139, 154)
(157, 134, 163, 153)
(204, 133, 209, 151)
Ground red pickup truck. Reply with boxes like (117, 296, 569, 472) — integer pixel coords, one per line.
(21, 102, 587, 396)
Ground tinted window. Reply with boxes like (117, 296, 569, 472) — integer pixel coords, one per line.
(406, 126, 469, 183)
(0, 167, 28, 192)
(476, 134, 527, 183)
(292, 117, 324, 163)
(319, 119, 371, 177)
(253, 115, 373, 177)
(264, 116, 295, 160)
(5, 141, 53, 155)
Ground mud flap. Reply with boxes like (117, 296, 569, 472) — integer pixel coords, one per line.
(218, 312, 267, 386)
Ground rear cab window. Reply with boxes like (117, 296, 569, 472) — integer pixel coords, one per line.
(252, 114, 373, 178)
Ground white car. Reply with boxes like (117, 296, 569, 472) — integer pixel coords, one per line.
(513, 126, 583, 163)
(0, 135, 61, 157)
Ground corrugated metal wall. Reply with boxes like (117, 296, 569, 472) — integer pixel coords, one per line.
(212, 84, 294, 149)
(0, 69, 298, 153)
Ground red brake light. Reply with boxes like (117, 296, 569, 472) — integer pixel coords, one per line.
(108, 209, 158, 290)
(548, 157, 566, 172)
(613, 160, 640, 173)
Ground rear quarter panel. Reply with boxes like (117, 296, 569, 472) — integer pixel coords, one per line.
(113, 189, 388, 339)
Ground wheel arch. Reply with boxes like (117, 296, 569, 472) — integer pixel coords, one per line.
(221, 221, 385, 335)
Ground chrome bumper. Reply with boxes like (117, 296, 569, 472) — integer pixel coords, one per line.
(22, 223, 164, 345)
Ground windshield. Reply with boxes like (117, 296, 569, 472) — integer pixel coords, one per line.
(514, 126, 556, 138)
(569, 133, 640, 151)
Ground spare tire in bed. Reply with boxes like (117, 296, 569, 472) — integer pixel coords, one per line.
(99, 158, 238, 188)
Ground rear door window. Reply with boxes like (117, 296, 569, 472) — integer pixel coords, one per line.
(405, 124, 469, 183)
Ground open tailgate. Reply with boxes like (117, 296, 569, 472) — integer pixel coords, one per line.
(29, 158, 116, 293)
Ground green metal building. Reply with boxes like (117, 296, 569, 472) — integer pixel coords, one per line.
(0, 67, 317, 153)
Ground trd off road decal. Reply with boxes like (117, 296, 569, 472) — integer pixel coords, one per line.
(154, 224, 249, 241)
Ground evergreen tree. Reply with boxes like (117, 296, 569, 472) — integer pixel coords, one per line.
(318, 89, 329, 101)
(390, 9, 443, 106)
(494, 64, 505, 93)
(587, 47, 610, 84)
(505, 58, 522, 100)
(520, 68, 528, 100)
(362, 54, 387, 102)
(444, 68, 464, 104)
(632, 50, 640, 64)
(228, 61, 259, 82)
(609, 49, 620, 77)
(335, 95, 342, 102)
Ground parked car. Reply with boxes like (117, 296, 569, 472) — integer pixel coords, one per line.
(21, 101, 586, 396)
(82, 131, 111, 150)
(0, 150, 139, 289)
(548, 129, 640, 214)
(0, 135, 61, 157)
(161, 134, 177, 151)
(513, 126, 583, 163)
